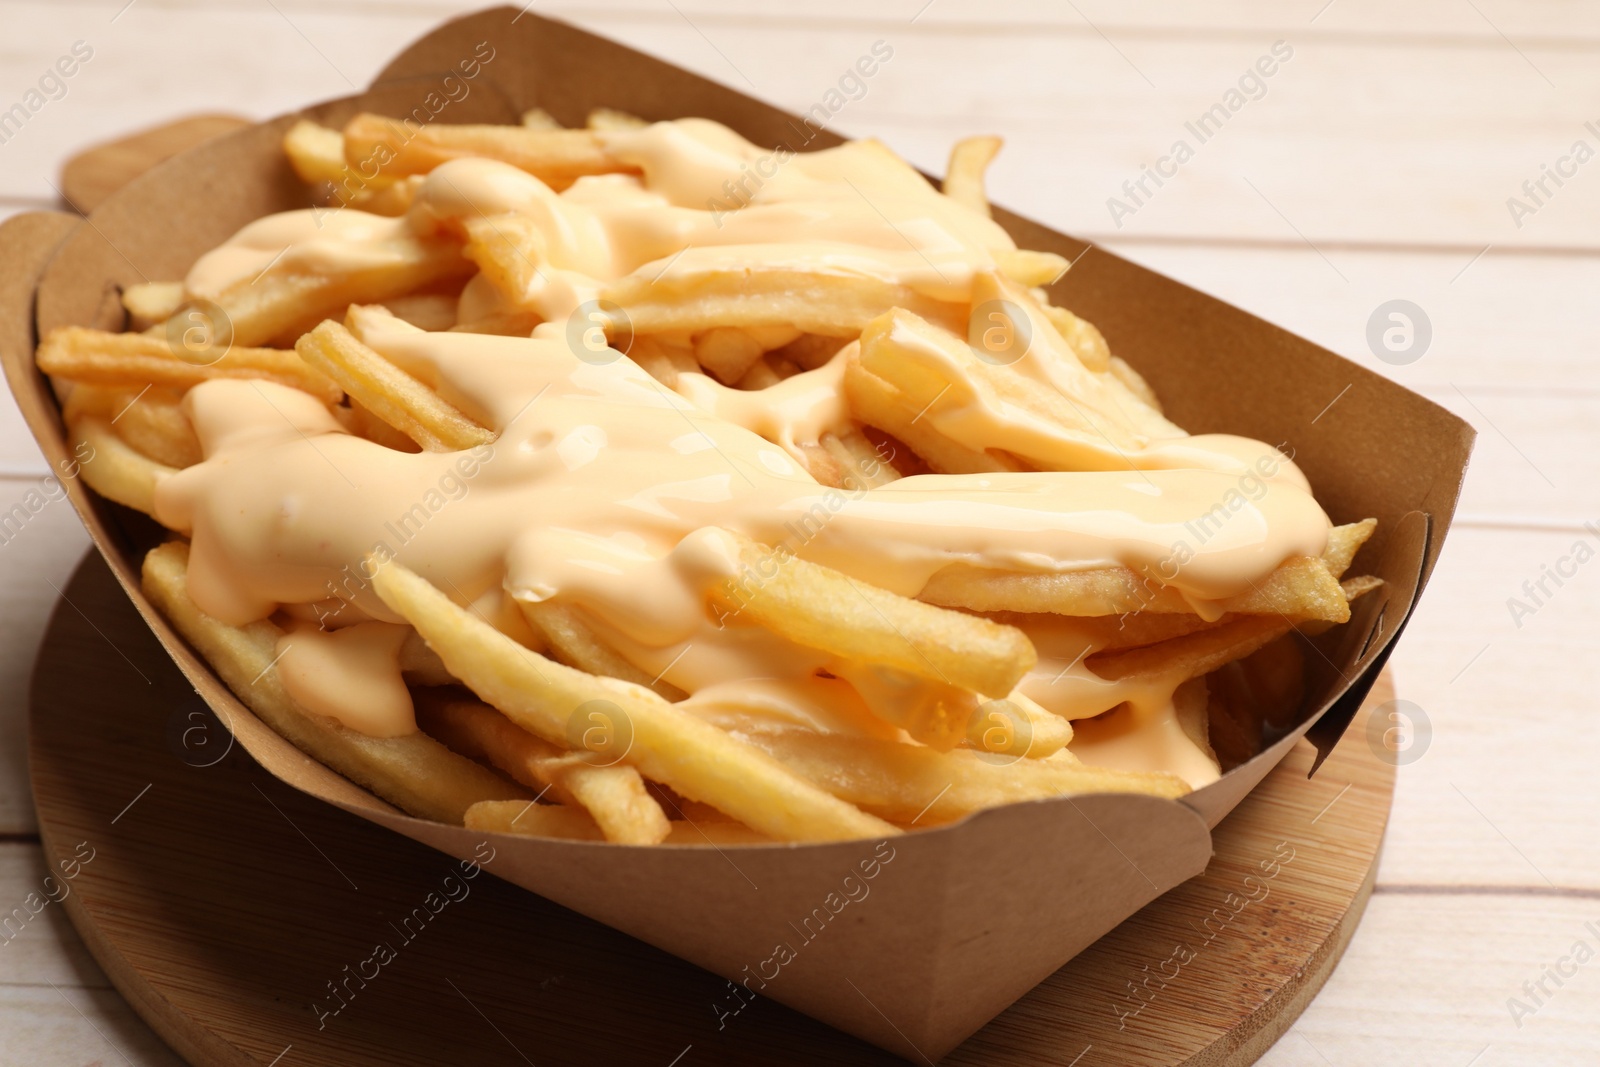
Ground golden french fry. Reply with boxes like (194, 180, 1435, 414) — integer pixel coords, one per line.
(185, 231, 470, 348)
(855, 304, 1180, 476)
(68, 416, 175, 515)
(971, 272, 1177, 438)
(521, 107, 561, 131)
(296, 321, 492, 452)
(141, 542, 526, 823)
(517, 598, 686, 701)
(707, 529, 1035, 701)
(734, 357, 783, 390)
(1088, 576, 1380, 686)
(63, 384, 200, 468)
(370, 558, 898, 842)
(694, 327, 765, 384)
(588, 107, 647, 131)
(282, 119, 348, 186)
(843, 357, 1025, 475)
(348, 175, 423, 216)
(381, 292, 458, 332)
(38, 327, 342, 405)
(993, 248, 1069, 287)
(399, 629, 454, 685)
(465, 800, 771, 844)
(343, 112, 631, 189)
(113, 389, 201, 468)
(415, 690, 670, 844)
(461, 213, 547, 309)
(943, 134, 1002, 217)
(627, 335, 698, 388)
(733, 728, 1188, 825)
(921, 521, 1377, 623)
(819, 429, 900, 488)
(771, 333, 849, 371)
(966, 691, 1073, 759)
(1323, 517, 1377, 578)
(1039, 303, 1112, 375)
(604, 265, 966, 339)
(121, 281, 185, 331)
(449, 311, 543, 337)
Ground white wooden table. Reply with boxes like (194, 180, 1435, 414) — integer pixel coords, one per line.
(2, 2, 1595, 1063)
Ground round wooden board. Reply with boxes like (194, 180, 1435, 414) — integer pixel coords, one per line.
(31, 553, 1396, 1066)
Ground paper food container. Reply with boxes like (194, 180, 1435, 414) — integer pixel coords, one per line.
(0, 7, 1473, 1061)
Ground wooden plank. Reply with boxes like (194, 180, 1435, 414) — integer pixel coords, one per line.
(1097, 242, 1597, 393)
(0, 844, 183, 1065)
(0, 480, 92, 836)
(1268, 893, 1600, 1066)
(1377, 527, 1600, 890)
(5, 4, 1600, 248)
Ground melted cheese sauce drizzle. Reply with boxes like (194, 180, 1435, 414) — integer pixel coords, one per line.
(162, 119, 1332, 789)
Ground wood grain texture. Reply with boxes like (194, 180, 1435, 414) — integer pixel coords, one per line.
(29, 552, 1396, 1066)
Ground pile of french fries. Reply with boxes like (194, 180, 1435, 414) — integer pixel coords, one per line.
(36, 107, 1379, 846)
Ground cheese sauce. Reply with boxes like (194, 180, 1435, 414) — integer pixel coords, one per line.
(161, 119, 1331, 789)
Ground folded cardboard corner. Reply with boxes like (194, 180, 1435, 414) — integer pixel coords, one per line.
(0, 7, 1474, 1060)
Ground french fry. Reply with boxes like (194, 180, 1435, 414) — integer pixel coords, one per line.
(707, 529, 1035, 701)
(295, 321, 493, 451)
(819, 429, 900, 488)
(993, 248, 1069, 288)
(771, 333, 849, 371)
(588, 107, 647, 131)
(517, 598, 686, 701)
(121, 281, 185, 331)
(1039, 303, 1112, 375)
(62, 384, 200, 468)
(520, 107, 561, 131)
(68, 416, 175, 515)
(381, 292, 459, 332)
(461, 213, 547, 309)
(113, 388, 202, 468)
(370, 558, 898, 842)
(734, 357, 783, 390)
(343, 112, 632, 189)
(844, 356, 1025, 475)
(921, 521, 1378, 622)
(141, 542, 527, 823)
(415, 690, 670, 844)
(1323, 517, 1377, 578)
(399, 629, 454, 685)
(628, 336, 698, 388)
(347, 175, 423, 217)
(1088, 576, 1380, 687)
(38, 327, 342, 405)
(733, 729, 1188, 825)
(450, 311, 543, 337)
(604, 265, 966, 338)
(185, 233, 471, 348)
(465, 800, 772, 844)
(282, 119, 348, 186)
(694, 327, 765, 384)
(966, 691, 1073, 760)
(855, 305, 1181, 475)
(943, 134, 1002, 217)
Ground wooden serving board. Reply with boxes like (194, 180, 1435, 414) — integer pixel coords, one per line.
(32, 552, 1396, 1066)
